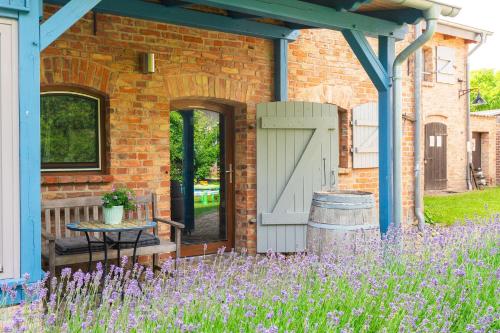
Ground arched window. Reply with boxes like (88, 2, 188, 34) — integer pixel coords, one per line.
(41, 88, 106, 172)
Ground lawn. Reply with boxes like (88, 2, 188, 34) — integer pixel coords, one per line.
(424, 187, 500, 225)
(2, 221, 498, 332)
(194, 201, 219, 218)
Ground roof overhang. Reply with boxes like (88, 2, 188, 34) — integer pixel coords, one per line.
(434, 20, 494, 43)
(44, 0, 463, 43)
(372, 0, 460, 17)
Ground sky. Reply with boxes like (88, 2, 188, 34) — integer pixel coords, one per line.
(445, 0, 499, 70)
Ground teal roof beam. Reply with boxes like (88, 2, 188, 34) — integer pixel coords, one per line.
(41, 0, 103, 50)
(45, 0, 300, 41)
(180, 0, 407, 39)
(364, 9, 424, 25)
(342, 29, 390, 91)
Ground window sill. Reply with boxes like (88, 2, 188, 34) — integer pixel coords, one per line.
(41, 174, 113, 185)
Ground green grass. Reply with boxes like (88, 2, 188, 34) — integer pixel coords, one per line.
(424, 187, 500, 225)
(194, 201, 219, 218)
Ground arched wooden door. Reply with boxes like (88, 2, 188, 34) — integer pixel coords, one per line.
(424, 122, 447, 190)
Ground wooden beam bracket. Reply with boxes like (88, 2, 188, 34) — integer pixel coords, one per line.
(40, 0, 103, 50)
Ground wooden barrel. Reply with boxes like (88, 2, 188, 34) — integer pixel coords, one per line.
(306, 191, 379, 256)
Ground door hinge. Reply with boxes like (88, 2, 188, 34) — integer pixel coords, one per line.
(0, 265, 3, 273)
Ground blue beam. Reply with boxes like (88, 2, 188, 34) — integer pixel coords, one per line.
(342, 30, 389, 91)
(307, 0, 372, 11)
(45, 0, 300, 41)
(0, 0, 29, 12)
(18, 0, 43, 283)
(364, 9, 423, 25)
(180, 0, 407, 39)
(378, 36, 395, 235)
(40, 0, 103, 50)
(181, 111, 195, 234)
(274, 39, 288, 102)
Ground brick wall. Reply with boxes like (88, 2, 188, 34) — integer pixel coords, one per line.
(470, 114, 497, 186)
(41, 5, 448, 253)
(421, 34, 469, 192)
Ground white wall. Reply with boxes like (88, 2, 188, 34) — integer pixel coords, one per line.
(0, 18, 20, 280)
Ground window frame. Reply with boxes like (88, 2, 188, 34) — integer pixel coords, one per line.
(40, 86, 107, 173)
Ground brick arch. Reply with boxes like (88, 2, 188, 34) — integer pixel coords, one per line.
(164, 75, 251, 104)
(426, 114, 449, 121)
(41, 56, 117, 95)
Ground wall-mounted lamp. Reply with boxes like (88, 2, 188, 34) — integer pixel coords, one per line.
(459, 88, 487, 106)
(141, 52, 155, 74)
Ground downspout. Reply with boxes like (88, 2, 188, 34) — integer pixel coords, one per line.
(393, 6, 440, 227)
(466, 33, 487, 190)
(413, 23, 425, 231)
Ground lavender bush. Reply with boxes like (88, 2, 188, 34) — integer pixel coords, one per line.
(1, 220, 499, 332)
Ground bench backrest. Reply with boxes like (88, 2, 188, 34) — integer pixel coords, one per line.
(42, 193, 158, 239)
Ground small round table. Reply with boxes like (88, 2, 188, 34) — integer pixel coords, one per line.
(66, 220, 157, 274)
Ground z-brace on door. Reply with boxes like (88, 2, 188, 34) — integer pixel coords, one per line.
(256, 102, 339, 253)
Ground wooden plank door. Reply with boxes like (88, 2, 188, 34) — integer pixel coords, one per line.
(472, 132, 482, 169)
(257, 102, 339, 253)
(424, 122, 447, 190)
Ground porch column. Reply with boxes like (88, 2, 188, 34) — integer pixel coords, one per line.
(18, 5, 43, 280)
(378, 36, 395, 234)
(274, 38, 288, 101)
(182, 111, 195, 234)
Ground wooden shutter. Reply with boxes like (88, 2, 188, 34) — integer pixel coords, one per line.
(436, 46, 456, 84)
(257, 102, 339, 253)
(352, 102, 378, 168)
(0, 18, 20, 279)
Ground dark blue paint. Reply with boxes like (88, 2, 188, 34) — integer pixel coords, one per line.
(182, 111, 195, 233)
(342, 29, 389, 91)
(274, 39, 288, 101)
(377, 36, 395, 235)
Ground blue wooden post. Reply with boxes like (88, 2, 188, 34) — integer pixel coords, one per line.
(182, 111, 195, 234)
(378, 36, 395, 235)
(342, 30, 395, 236)
(18, 3, 43, 281)
(274, 38, 288, 101)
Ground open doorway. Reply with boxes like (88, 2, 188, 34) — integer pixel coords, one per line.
(169, 105, 234, 256)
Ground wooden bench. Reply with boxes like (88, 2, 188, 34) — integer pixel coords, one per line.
(42, 193, 184, 276)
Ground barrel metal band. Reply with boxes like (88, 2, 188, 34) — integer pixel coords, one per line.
(312, 202, 374, 210)
(308, 222, 379, 231)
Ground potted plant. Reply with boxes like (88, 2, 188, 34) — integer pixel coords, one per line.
(102, 187, 136, 225)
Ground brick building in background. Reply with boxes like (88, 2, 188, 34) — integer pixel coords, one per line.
(421, 21, 495, 193)
(40, 4, 493, 256)
(469, 109, 500, 186)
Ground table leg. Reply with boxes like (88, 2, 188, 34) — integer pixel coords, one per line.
(117, 232, 121, 267)
(84, 232, 93, 272)
(103, 232, 108, 277)
(132, 230, 143, 266)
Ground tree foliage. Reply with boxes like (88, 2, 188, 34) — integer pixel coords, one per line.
(41, 94, 99, 164)
(169, 110, 220, 183)
(470, 69, 500, 112)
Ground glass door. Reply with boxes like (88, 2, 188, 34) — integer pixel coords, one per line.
(169, 108, 234, 256)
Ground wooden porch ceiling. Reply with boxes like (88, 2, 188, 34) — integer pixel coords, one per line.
(158, 0, 426, 29)
(45, 0, 415, 40)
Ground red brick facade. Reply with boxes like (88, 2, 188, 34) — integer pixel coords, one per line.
(41, 6, 466, 254)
